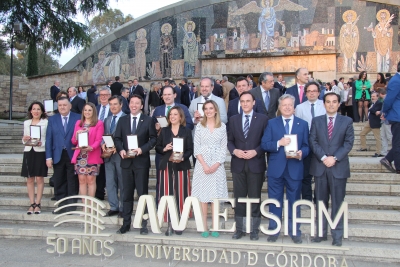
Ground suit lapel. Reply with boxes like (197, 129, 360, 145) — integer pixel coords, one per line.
(321, 115, 329, 142)
(66, 115, 75, 136)
(330, 114, 341, 141)
(135, 113, 144, 134)
(247, 113, 258, 138)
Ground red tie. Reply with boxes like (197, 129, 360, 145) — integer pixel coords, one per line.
(328, 117, 333, 140)
(299, 85, 304, 103)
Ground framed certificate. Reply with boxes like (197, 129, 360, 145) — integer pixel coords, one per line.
(78, 131, 89, 148)
(101, 135, 114, 158)
(44, 100, 54, 114)
(126, 135, 138, 158)
(284, 134, 298, 158)
(25, 125, 41, 146)
(169, 137, 184, 162)
(156, 116, 169, 128)
(197, 103, 204, 117)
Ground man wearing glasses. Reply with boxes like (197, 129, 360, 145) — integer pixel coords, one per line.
(295, 81, 326, 202)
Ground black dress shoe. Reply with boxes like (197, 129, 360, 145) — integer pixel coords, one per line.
(357, 148, 367, 151)
(117, 225, 130, 234)
(380, 158, 396, 173)
(332, 239, 342, 246)
(372, 153, 384, 157)
(250, 231, 259, 241)
(292, 236, 302, 244)
(311, 236, 327, 243)
(50, 196, 56, 201)
(232, 231, 245, 240)
(104, 210, 119, 217)
(267, 235, 278, 242)
(140, 227, 148, 235)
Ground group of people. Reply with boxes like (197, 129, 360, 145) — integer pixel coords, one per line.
(21, 63, 400, 247)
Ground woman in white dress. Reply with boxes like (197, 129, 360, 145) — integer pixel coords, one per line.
(192, 100, 228, 238)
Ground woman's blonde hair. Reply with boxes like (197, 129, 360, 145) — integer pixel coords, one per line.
(79, 102, 98, 127)
(200, 100, 221, 128)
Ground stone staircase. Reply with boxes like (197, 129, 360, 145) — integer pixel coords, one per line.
(0, 120, 399, 264)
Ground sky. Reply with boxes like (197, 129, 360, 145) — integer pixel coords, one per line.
(57, 0, 182, 66)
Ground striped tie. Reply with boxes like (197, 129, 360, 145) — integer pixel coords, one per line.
(328, 117, 333, 140)
(99, 106, 106, 121)
(243, 115, 250, 138)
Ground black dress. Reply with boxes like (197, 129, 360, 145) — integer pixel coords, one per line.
(21, 148, 48, 177)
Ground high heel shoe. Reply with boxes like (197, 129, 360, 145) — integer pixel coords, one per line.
(34, 203, 41, 214)
(27, 203, 36, 215)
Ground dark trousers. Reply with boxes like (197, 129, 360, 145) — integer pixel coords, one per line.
(386, 122, 400, 171)
(121, 167, 149, 226)
(53, 149, 78, 210)
(155, 153, 161, 205)
(340, 103, 354, 120)
(268, 165, 302, 237)
(95, 163, 106, 200)
(301, 151, 313, 202)
(314, 168, 347, 241)
(232, 161, 264, 218)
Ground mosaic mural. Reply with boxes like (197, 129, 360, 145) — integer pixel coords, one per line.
(75, 0, 400, 84)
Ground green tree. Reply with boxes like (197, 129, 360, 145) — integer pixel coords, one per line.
(1, 0, 110, 75)
(26, 40, 38, 76)
(89, 8, 133, 40)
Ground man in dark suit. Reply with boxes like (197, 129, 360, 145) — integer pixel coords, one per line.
(46, 97, 81, 213)
(250, 72, 280, 119)
(261, 94, 310, 244)
(68, 86, 85, 114)
(247, 74, 257, 88)
(114, 94, 157, 234)
(274, 74, 286, 95)
(102, 96, 126, 217)
(152, 86, 194, 204)
(170, 80, 181, 104)
(50, 80, 60, 110)
(357, 92, 383, 157)
(380, 62, 400, 174)
(120, 88, 131, 114)
(110, 76, 123, 96)
(180, 78, 191, 107)
(285, 68, 309, 107)
(227, 77, 264, 121)
(212, 80, 223, 98)
(309, 92, 354, 246)
(128, 79, 145, 99)
(228, 91, 268, 241)
(229, 87, 239, 101)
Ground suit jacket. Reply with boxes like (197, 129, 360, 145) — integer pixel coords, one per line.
(229, 88, 239, 101)
(174, 86, 181, 104)
(309, 114, 354, 178)
(286, 85, 308, 107)
(110, 81, 123, 96)
(382, 73, 400, 123)
(155, 125, 193, 171)
(249, 86, 280, 119)
(148, 91, 162, 107)
(274, 81, 286, 95)
(129, 85, 145, 99)
(180, 84, 190, 107)
(152, 104, 194, 130)
(70, 96, 85, 114)
(103, 113, 126, 162)
(212, 83, 223, 98)
(188, 94, 228, 124)
(227, 97, 264, 120)
(71, 120, 104, 164)
(87, 86, 98, 106)
(121, 97, 130, 114)
(261, 116, 310, 180)
(45, 112, 81, 164)
(50, 85, 60, 102)
(368, 101, 383, 128)
(96, 104, 113, 119)
(114, 113, 157, 169)
(227, 112, 268, 173)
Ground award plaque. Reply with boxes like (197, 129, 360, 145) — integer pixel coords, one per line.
(44, 100, 54, 115)
(197, 103, 204, 117)
(101, 135, 114, 158)
(284, 134, 298, 158)
(25, 125, 41, 146)
(125, 135, 138, 158)
(169, 137, 184, 162)
(156, 116, 169, 128)
(72, 131, 89, 150)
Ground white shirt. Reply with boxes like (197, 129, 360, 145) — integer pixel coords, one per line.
(61, 112, 71, 127)
(98, 104, 110, 120)
(295, 99, 326, 131)
(277, 115, 294, 150)
(242, 110, 253, 130)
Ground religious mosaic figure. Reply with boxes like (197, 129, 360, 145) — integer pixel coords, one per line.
(135, 28, 148, 81)
(366, 9, 394, 72)
(92, 51, 110, 83)
(108, 53, 121, 78)
(160, 23, 174, 78)
(182, 21, 199, 77)
(232, 0, 306, 52)
(339, 10, 360, 73)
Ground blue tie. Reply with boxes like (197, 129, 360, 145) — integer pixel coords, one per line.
(243, 115, 250, 138)
(285, 119, 290, 134)
(63, 116, 68, 133)
(110, 116, 117, 133)
(264, 91, 270, 111)
(100, 106, 106, 121)
(131, 117, 137, 134)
